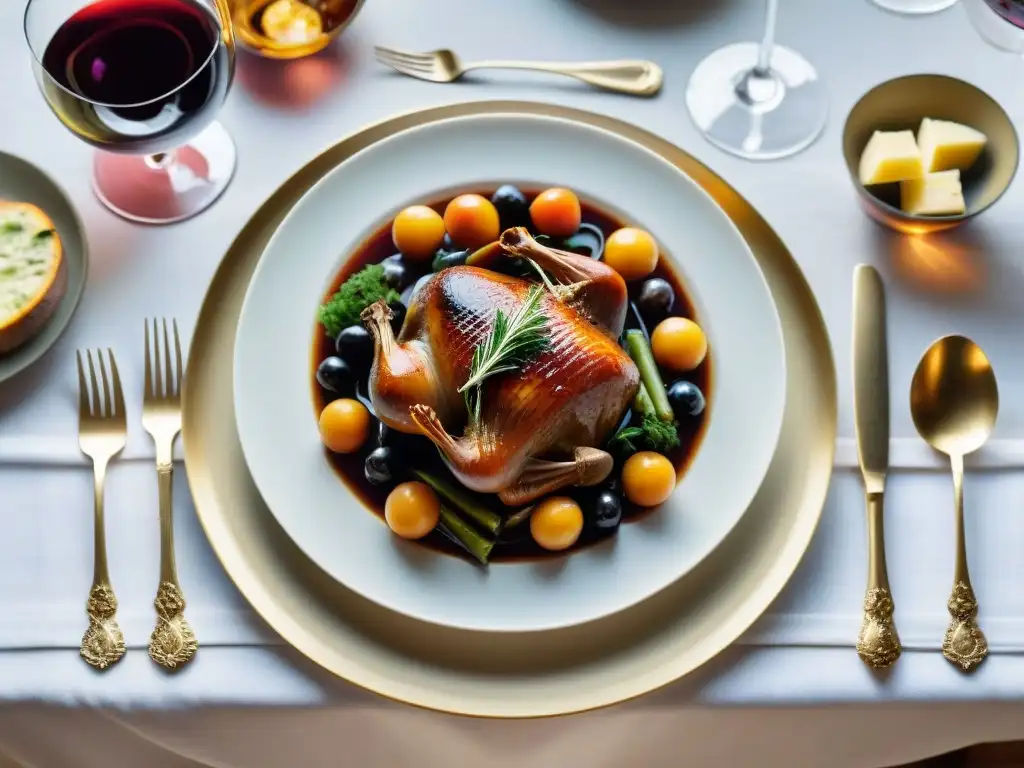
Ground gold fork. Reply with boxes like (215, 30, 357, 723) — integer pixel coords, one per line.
(77, 348, 127, 670)
(373, 46, 663, 97)
(142, 318, 197, 670)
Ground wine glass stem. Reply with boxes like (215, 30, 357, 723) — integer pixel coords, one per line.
(144, 152, 176, 171)
(756, 0, 779, 75)
(736, 0, 780, 106)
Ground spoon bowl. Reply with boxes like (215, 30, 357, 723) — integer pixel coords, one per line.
(910, 335, 998, 457)
(909, 333, 997, 672)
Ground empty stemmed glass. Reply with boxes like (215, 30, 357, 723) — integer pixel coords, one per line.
(685, 0, 828, 161)
(24, 0, 236, 224)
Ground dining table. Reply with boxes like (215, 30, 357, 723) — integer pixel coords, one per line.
(4, 0, 1024, 765)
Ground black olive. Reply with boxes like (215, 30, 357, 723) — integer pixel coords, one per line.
(637, 278, 676, 324)
(563, 223, 606, 260)
(667, 379, 706, 418)
(431, 248, 470, 272)
(381, 253, 411, 291)
(590, 491, 623, 533)
(335, 325, 373, 371)
(491, 185, 530, 229)
(316, 356, 353, 394)
(500, 256, 535, 279)
(601, 473, 623, 495)
(388, 300, 407, 334)
(364, 446, 394, 486)
(376, 418, 421, 454)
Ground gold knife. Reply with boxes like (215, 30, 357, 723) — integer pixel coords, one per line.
(852, 264, 901, 668)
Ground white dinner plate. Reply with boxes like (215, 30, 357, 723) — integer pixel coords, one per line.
(233, 112, 786, 632)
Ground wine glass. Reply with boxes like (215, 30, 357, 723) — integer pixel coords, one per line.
(964, 0, 1024, 52)
(868, 0, 957, 15)
(24, 0, 237, 225)
(685, 0, 828, 161)
(233, 0, 364, 60)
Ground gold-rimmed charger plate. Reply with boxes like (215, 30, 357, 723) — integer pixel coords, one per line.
(182, 101, 837, 718)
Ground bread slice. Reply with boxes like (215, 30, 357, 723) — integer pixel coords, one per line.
(0, 201, 66, 354)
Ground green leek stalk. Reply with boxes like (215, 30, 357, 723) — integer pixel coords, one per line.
(633, 381, 654, 416)
(438, 505, 495, 565)
(412, 469, 503, 535)
(624, 330, 674, 422)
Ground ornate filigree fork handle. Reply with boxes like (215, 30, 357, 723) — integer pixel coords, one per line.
(143, 319, 197, 670)
(81, 455, 126, 670)
(943, 454, 987, 671)
(82, 581, 125, 670)
(76, 349, 128, 671)
(148, 463, 197, 669)
(856, 492, 901, 669)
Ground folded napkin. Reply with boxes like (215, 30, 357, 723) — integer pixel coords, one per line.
(4, 433, 1024, 654)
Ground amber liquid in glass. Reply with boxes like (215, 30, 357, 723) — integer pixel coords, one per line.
(233, 0, 358, 58)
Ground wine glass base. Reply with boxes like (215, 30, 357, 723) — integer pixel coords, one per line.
(92, 121, 237, 225)
(685, 42, 828, 161)
(870, 0, 958, 14)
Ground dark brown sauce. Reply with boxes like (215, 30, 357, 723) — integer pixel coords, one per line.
(312, 188, 712, 563)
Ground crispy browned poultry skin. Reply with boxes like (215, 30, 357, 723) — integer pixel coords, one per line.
(362, 228, 639, 504)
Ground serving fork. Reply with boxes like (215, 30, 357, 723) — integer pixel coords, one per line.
(76, 348, 127, 670)
(142, 318, 197, 670)
(373, 46, 663, 97)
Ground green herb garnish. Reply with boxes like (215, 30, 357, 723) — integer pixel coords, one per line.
(608, 332, 683, 457)
(2, 221, 23, 233)
(318, 264, 400, 338)
(459, 285, 549, 425)
(607, 383, 681, 456)
(33, 229, 55, 241)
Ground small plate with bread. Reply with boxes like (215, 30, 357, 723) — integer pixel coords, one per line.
(0, 151, 88, 384)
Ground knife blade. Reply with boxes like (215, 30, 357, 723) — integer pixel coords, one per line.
(853, 264, 889, 494)
(851, 263, 901, 668)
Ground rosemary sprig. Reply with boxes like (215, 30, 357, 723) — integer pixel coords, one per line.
(459, 286, 549, 425)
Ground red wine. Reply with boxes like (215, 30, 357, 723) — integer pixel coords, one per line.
(40, 0, 230, 154)
(984, 0, 1024, 28)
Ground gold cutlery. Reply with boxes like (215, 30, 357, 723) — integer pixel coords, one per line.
(142, 318, 197, 670)
(373, 46, 663, 97)
(76, 349, 127, 670)
(911, 335, 998, 672)
(852, 265, 901, 668)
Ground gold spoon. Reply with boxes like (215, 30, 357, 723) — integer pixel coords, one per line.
(910, 335, 998, 672)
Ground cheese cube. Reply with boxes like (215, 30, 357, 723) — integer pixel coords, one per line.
(859, 130, 924, 186)
(900, 169, 965, 216)
(917, 118, 987, 173)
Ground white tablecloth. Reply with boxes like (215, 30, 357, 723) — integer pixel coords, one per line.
(4, 0, 1024, 765)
